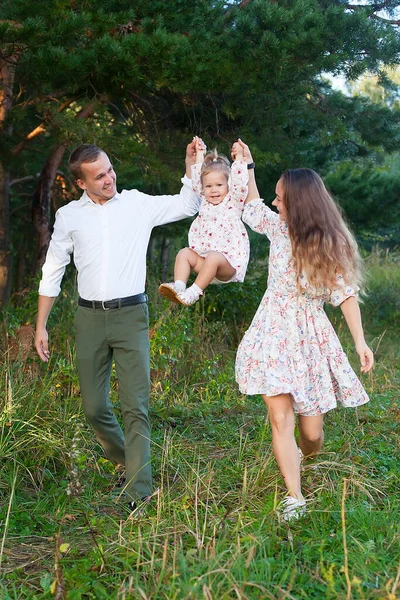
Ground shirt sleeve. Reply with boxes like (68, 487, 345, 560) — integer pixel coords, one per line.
(328, 274, 358, 306)
(242, 198, 280, 240)
(230, 160, 248, 209)
(38, 211, 73, 297)
(137, 175, 201, 227)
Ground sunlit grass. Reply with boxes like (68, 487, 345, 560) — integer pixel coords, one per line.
(0, 248, 399, 598)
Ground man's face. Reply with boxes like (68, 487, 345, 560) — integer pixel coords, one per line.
(77, 152, 117, 204)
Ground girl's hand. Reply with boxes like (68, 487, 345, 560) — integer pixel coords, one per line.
(231, 141, 244, 161)
(232, 138, 253, 164)
(194, 136, 206, 164)
(356, 341, 374, 373)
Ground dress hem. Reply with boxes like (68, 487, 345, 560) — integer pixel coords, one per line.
(237, 386, 369, 416)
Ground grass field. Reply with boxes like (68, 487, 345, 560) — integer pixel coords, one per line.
(0, 248, 399, 599)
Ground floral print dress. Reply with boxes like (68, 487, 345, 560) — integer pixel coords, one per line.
(235, 199, 370, 416)
(189, 161, 250, 282)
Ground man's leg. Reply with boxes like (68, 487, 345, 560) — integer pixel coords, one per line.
(110, 303, 152, 503)
(75, 306, 125, 466)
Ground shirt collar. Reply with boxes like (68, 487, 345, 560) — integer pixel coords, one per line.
(79, 190, 120, 205)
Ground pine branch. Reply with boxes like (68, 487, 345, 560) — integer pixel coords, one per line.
(12, 99, 77, 155)
(345, 2, 400, 25)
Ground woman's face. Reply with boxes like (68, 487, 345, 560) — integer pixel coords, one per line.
(272, 178, 287, 221)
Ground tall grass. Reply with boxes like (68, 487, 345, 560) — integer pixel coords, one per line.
(0, 248, 399, 599)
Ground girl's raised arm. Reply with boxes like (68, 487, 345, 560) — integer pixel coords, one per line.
(190, 136, 206, 196)
(232, 139, 259, 204)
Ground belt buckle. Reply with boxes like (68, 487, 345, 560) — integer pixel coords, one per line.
(101, 300, 110, 311)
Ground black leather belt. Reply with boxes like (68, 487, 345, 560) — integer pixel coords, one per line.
(78, 293, 148, 310)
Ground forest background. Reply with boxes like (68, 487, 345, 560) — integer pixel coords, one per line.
(0, 1, 399, 599)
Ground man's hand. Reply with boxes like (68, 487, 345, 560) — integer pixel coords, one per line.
(186, 136, 206, 176)
(185, 138, 197, 169)
(35, 327, 50, 362)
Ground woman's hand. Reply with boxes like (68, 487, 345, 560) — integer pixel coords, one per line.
(232, 138, 253, 164)
(356, 341, 374, 373)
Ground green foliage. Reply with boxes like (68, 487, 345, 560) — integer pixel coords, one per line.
(3, 1, 400, 297)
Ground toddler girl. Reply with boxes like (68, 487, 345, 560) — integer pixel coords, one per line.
(159, 137, 250, 306)
(235, 140, 374, 521)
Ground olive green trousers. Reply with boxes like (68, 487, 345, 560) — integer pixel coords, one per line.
(74, 303, 152, 502)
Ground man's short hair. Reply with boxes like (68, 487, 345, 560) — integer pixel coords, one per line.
(69, 144, 104, 180)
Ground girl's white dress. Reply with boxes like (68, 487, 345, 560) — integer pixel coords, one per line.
(189, 161, 250, 282)
(235, 199, 370, 416)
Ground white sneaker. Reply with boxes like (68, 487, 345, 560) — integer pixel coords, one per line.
(280, 496, 306, 522)
(158, 282, 181, 303)
(177, 285, 203, 306)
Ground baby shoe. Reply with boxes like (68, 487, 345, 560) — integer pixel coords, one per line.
(177, 284, 203, 306)
(158, 282, 181, 303)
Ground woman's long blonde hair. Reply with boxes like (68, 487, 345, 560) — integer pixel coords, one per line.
(281, 168, 363, 293)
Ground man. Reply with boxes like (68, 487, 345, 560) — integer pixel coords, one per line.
(35, 140, 201, 509)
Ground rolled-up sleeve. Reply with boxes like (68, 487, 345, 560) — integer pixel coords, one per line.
(329, 274, 358, 306)
(243, 199, 280, 240)
(38, 211, 73, 297)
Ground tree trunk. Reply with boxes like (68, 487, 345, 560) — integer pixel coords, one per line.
(0, 163, 11, 305)
(32, 143, 69, 271)
(15, 236, 27, 294)
(32, 103, 93, 273)
(0, 51, 19, 305)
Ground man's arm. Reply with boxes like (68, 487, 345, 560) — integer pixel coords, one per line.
(35, 209, 73, 362)
(340, 296, 374, 373)
(140, 138, 204, 226)
(35, 295, 56, 362)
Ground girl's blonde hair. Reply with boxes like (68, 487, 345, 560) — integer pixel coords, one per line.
(280, 168, 363, 293)
(200, 150, 231, 184)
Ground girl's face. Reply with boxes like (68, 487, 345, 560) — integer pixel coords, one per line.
(272, 178, 287, 221)
(202, 171, 229, 205)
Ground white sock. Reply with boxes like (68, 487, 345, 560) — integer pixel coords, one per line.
(190, 283, 203, 296)
(174, 280, 186, 292)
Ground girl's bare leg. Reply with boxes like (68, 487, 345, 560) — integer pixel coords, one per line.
(263, 393, 304, 501)
(174, 248, 204, 284)
(193, 251, 235, 290)
(298, 414, 324, 458)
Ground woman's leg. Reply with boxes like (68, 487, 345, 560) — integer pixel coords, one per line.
(298, 414, 324, 458)
(194, 251, 236, 290)
(263, 393, 304, 501)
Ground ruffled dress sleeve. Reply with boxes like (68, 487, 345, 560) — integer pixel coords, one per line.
(328, 274, 358, 306)
(191, 164, 203, 196)
(242, 199, 281, 241)
(229, 160, 248, 210)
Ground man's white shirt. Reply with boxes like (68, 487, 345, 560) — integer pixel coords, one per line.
(39, 176, 200, 300)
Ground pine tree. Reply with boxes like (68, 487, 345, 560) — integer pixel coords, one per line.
(1, 0, 400, 301)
